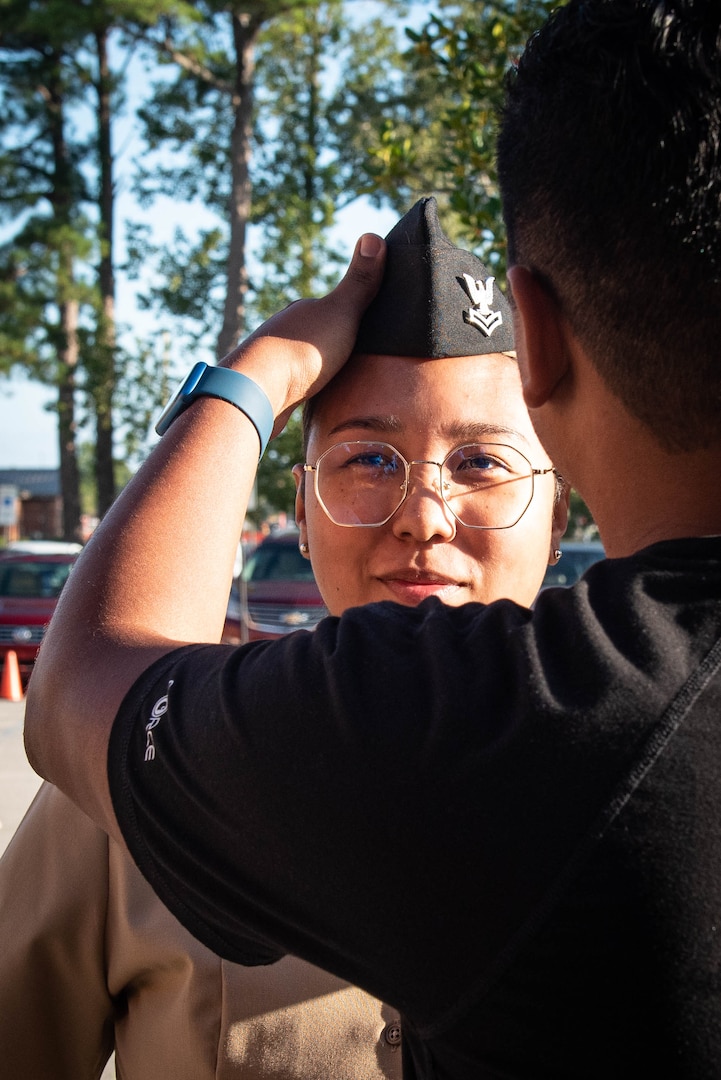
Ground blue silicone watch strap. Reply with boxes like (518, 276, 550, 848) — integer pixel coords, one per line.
(155, 362, 274, 458)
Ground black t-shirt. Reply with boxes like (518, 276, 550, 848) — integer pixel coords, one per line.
(109, 538, 721, 1079)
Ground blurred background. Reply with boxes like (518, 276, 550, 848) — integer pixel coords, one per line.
(0, 0, 592, 549)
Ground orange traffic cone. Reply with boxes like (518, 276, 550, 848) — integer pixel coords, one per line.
(0, 650, 23, 702)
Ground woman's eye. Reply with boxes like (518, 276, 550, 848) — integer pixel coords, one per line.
(461, 455, 496, 471)
(349, 453, 385, 467)
(456, 453, 504, 474)
(346, 452, 398, 474)
(449, 447, 518, 486)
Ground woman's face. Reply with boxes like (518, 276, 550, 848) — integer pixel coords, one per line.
(293, 352, 567, 616)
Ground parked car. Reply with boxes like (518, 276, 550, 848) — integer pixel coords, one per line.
(0, 552, 77, 686)
(220, 535, 605, 645)
(223, 531, 327, 644)
(4, 540, 82, 556)
(540, 540, 605, 590)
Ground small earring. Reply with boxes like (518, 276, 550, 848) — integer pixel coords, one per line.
(299, 542, 310, 556)
(554, 549, 563, 562)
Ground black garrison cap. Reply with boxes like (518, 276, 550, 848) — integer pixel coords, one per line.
(354, 196, 514, 358)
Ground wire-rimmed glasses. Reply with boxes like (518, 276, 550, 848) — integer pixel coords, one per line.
(303, 440, 555, 529)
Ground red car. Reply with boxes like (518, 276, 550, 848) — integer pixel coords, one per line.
(223, 531, 327, 644)
(0, 552, 77, 686)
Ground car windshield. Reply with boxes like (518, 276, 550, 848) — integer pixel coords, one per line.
(0, 560, 74, 599)
(241, 541, 316, 584)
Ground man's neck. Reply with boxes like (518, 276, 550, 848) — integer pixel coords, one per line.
(576, 445, 721, 559)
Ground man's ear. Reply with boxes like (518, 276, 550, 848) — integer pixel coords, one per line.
(507, 266, 569, 409)
(291, 463, 309, 553)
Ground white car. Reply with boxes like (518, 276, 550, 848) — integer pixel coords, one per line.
(5, 540, 83, 555)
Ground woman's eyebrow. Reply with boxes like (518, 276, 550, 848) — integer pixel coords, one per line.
(328, 416, 532, 447)
(444, 421, 532, 448)
(326, 415, 404, 438)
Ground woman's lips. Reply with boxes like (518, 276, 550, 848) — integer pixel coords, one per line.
(379, 571, 463, 605)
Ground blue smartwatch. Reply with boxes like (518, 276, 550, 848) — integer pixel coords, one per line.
(155, 362, 274, 458)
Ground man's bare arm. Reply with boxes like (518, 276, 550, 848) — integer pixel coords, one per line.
(23, 234, 386, 846)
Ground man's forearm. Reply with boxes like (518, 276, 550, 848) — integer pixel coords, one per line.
(23, 233, 386, 843)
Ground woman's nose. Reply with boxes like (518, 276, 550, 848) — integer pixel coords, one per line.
(390, 463, 457, 542)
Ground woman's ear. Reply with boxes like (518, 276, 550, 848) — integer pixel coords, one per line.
(292, 463, 309, 553)
(507, 266, 570, 410)
(549, 479, 571, 564)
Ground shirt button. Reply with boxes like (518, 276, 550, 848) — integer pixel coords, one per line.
(383, 1019, 402, 1047)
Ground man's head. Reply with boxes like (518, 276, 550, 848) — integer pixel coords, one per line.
(497, 0, 721, 450)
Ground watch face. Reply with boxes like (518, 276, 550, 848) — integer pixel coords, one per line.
(155, 362, 208, 436)
(154, 362, 273, 459)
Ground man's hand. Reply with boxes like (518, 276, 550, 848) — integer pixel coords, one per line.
(220, 233, 386, 434)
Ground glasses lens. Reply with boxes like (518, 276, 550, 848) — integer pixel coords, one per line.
(312, 441, 539, 530)
(315, 442, 407, 526)
(441, 443, 534, 528)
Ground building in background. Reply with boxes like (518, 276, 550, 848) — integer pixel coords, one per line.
(0, 469, 62, 544)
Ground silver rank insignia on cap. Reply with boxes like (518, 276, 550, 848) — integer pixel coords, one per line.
(460, 272, 503, 337)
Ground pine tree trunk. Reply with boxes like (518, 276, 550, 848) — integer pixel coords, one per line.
(58, 297, 82, 541)
(94, 26, 117, 518)
(216, 12, 262, 360)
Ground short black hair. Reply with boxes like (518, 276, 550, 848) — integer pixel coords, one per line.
(497, 0, 721, 448)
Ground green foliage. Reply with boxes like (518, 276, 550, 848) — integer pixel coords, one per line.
(0, 0, 201, 521)
(76, 438, 133, 514)
(367, 0, 563, 273)
(132, 45, 235, 213)
(1, 0, 583, 528)
(568, 488, 598, 541)
(130, 1, 415, 331)
(254, 409, 304, 523)
(0, 13, 96, 398)
(251, 0, 410, 290)
(127, 225, 227, 344)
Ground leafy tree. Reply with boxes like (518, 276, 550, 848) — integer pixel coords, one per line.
(130, 1, 408, 330)
(0, 0, 578, 534)
(372, 0, 563, 276)
(129, 0, 413, 520)
(0, 0, 95, 538)
(249, 0, 410, 315)
(77, 437, 132, 516)
(402, 1, 593, 538)
(75, 0, 196, 514)
(255, 414, 304, 522)
(131, 0, 281, 359)
(0, 0, 193, 531)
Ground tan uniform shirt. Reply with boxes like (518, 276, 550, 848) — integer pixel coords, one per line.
(0, 783, 402, 1079)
